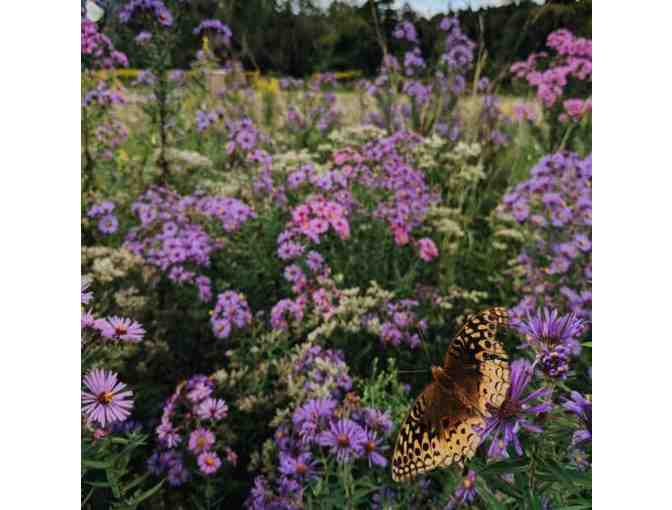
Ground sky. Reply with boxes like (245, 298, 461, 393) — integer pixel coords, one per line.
(314, 1, 451, 17)
(315, 1, 545, 18)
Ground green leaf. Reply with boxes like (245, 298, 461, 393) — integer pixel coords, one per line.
(120, 480, 165, 509)
(121, 473, 149, 493)
(475, 477, 507, 510)
(82, 459, 114, 470)
(481, 457, 531, 475)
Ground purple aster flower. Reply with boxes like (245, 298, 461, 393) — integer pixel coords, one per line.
(293, 398, 337, 444)
(147, 451, 163, 475)
(167, 463, 189, 486)
(188, 428, 215, 454)
(235, 129, 257, 151)
(380, 323, 403, 347)
(87, 200, 115, 218)
(95, 316, 145, 343)
(278, 241, 305, 260)
(82, 369, 134, 427)
(270, 298, 304, 331)
(197, 451, 222, 475)
(364, 408, 393, 435)
(516, 308, 584, 356)
(512, 200, 530, 223)
(574, 233, 592, 252)
(293, 398, 337, 424)
(185, 375, 214, 403)
(306, 251, 325, 273)
(318, 418, 367, 463)
(279, 452, 319, 481)
(445, 470, 478, 510)
(97, 214, 119, 234)
(480, 359, 553, 458)
(193, 19, 232, 46)
(196, 398, 229, 421)
(158, 449, 182, 470)
(135, 31, 152, 45)
(548, 256, 571, 274)
(363, 429, 387, 467)
(563, 391, 592, 447)
(156, 420, 181, 448)
(210, 291, 252, 339)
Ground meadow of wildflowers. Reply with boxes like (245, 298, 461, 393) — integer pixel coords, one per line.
(81, 2, 591, 508)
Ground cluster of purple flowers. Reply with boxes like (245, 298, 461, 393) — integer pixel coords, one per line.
(393, 20, 419, 43)
(82, 82, 128, 160)
(247, 394, 392, 509)
(245, 341, 396, 509)
(149, 375, 236, 486)
(287, 196, 351, 244)
(285, 74, 341, 134)
(195, 107, 225, 132)
(124, 186, 255, 302)
(403, 48, 426, 77)
(193, 19, 232, 46)
(361, 132, 440, 249)
(81, 17, 128, 69)
(87, 200, 119, 235)
(291, 345, 353, 399)
(498, 152, 591, 324)
(376, 298, 427, 349)
(365, 16, 478, 139)
(226, 117, 262, 155)
(439, 16, 476, 72)
(83, 81, 125, 108)
(119, 0, 174, 28)
(210, 291, 253, 339)
(95, 119, 129, 160)
(511, 29, 591, 120)
(268, 191, 356, 332)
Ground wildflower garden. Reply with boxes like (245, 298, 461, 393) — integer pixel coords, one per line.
(81, 1, 591, 508)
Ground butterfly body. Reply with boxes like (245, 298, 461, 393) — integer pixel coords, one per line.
(391, 307, 511, 482)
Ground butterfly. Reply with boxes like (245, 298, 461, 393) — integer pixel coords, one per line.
(391, 307, 511, 482)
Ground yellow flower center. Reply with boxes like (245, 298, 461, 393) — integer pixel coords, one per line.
(337, 433, 350, 447)
(97, 391, 114, 404)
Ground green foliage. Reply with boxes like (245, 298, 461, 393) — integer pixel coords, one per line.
(82, 431, 164, 510)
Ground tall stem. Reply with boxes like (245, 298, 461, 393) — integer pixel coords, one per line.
(156, 70, 169, 184)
